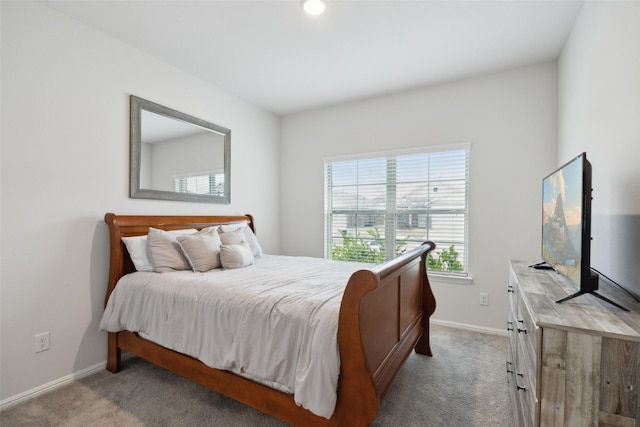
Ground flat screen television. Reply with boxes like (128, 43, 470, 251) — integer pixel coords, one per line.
(537, 152, 627, 310)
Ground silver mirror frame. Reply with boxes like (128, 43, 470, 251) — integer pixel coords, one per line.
(130, 95, 231, 203)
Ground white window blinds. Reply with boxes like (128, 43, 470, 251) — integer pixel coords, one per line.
(174, 172, 225, 196)
(324, 144, 470, 275)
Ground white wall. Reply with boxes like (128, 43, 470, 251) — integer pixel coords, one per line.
(281, 63, 558, 331)
(149, 132, 224, 191)
(558, 1, 640, 298)
(0, 1, 281, 402)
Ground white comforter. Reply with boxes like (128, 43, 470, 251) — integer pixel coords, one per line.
(100, 254, 368, 419)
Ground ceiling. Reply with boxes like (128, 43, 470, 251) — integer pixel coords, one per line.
(42, 0, 584, 116)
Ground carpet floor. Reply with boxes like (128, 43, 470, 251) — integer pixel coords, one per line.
(1, 324, 513, 426)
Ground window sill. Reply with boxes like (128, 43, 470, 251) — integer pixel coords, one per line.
(428, 273, 473, 285)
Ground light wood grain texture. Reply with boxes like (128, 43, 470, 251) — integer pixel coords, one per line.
(540, 328, 567, 427)
(508, 261, 640, 427)
(542, 328, 567, 370)
(599, 338, 639, 419)
(597, 412, 635, 427)
(540, 364, 566, 427)
(565, 332, 601, 426)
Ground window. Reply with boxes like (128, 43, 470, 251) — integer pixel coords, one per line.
(175, 172, 225, 196)
(324, 144, 470, 275)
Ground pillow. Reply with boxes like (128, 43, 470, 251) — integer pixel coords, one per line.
(219, 244, 254, 269)
(122, 228, 197, 272)
(122, 235, 154, 272)
(176, 226, 222, 272)
(219, 221, 263, 257)
(218, 228, 246, 246)
(146, 227, 198, 273)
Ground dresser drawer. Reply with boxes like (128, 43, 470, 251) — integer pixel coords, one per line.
(516, 289, 537, 368)
(516, 337, 537, 427)
(508, 266, 538, 427)
(507, 359, 526, 427)
(507, 271, 518, 312)
(508, 305, 518, 355)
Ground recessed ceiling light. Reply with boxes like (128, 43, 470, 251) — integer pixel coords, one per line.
(301, 0, 327, 16)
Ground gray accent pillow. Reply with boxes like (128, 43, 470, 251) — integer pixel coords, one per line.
(176, 226, 222, 272)
(218, 228, 246, 245)
(147, 227, 194, 272)
(219, 222, 263, 257)
(219, 244, 255, 269)
(123, 228, 197, 272)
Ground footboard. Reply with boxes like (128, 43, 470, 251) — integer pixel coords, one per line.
(335, 241, 436, 425)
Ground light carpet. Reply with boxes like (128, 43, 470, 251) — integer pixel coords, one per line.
(1, 324, 513, 426)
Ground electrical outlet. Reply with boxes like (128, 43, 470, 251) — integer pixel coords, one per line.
(480, 293, 489, 306)
(35, 332, 50, 353)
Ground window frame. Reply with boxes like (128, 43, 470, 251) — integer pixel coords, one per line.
(324, 143, 471, 277)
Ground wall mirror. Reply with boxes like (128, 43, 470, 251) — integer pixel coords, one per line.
(130, 95, 231, 203)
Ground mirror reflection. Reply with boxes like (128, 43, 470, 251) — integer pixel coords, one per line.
(130, 95, 231, 203)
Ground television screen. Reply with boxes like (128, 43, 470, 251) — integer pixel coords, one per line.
(542, 153, 587, 287)
(541, 153, 630, 310)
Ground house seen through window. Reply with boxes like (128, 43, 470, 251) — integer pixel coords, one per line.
(324, 144, 470, 275)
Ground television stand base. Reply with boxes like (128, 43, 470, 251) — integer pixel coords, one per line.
(556, 290, 629, 311)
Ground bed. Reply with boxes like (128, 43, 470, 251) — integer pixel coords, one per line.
(102, 213, 437, 426)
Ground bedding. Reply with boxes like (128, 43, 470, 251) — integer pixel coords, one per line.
(100, 254, 370, 418)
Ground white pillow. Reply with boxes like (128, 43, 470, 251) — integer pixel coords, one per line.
(122, 228, 197, 272)
(122, 235, 154, 272)
(146, 227, 198, 273)
(176, 226, 222, 272)
(219, 221, 263, 257)
(219, 244, 254, 269)
(218, 228, 246, 245)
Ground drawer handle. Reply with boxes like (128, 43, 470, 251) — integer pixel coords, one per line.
(506, 361, 513, 374)
(515, 372, 527, 391)
(507, 321, 514, 331)
(517, 319, 527, 334)
(507, 285, 515, 293)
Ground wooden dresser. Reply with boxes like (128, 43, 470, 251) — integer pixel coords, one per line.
(507, 260, 640, 427)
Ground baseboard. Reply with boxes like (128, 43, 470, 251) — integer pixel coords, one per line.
(431, 318, 508, 337)
(0, 351, 142, 411)
(0, 361, 106, 410)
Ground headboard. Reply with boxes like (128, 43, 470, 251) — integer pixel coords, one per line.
(103, 213, 255, 306)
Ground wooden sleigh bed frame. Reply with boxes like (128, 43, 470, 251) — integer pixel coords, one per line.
(104, 213, 437, 426)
